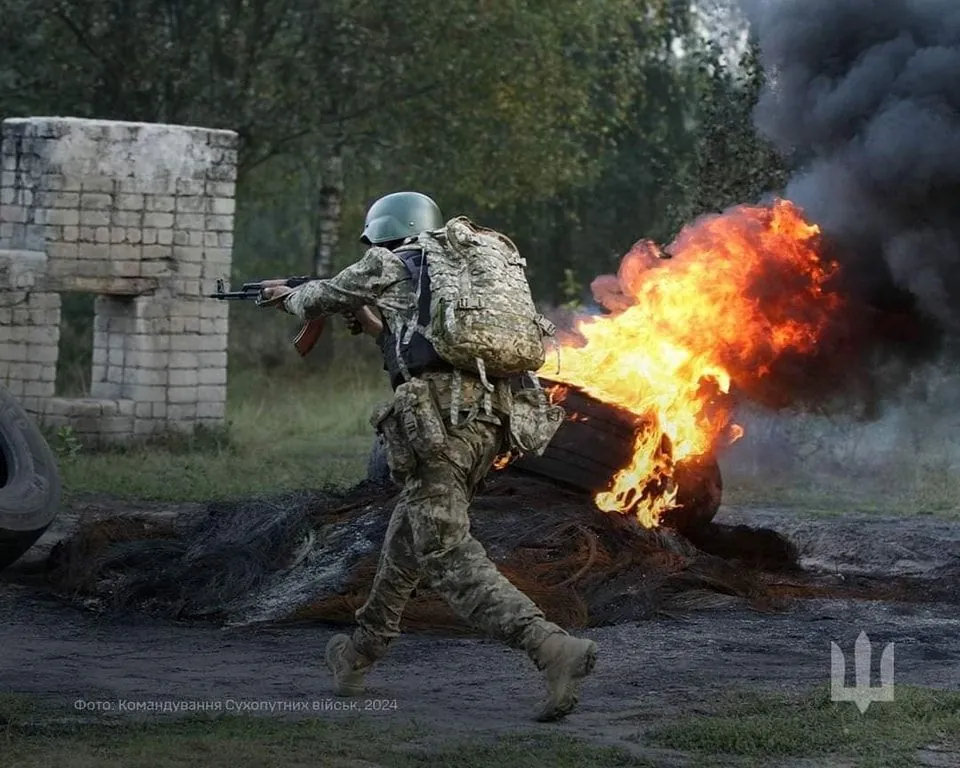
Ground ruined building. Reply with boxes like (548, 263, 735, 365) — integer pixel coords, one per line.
(0, 117, 237, 445)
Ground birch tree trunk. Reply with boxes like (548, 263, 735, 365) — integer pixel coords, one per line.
(313, 150, 344, 279)
(308, 147, 345, 366)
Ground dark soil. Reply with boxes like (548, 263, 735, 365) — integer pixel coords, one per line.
(22, 470, 960, 629)
(2, 475, 959, 760)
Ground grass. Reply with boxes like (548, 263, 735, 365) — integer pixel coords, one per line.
(3, 687, 958, 768)
(646, 685, 960, 768)
(42, 336, 960, 518)
(721, 464, 960, 518)
(49, 362, 393, 502)
(0, 695, 653, 768)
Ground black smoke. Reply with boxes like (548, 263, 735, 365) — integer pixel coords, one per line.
(735, 0, 960, 413)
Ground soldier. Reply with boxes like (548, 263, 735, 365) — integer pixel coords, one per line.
(261, 191, 597, 721)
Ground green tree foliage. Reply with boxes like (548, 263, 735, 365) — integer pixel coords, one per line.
(492, 1, 705, 302)
(688, 40, 790, 215)
(0, 0, 796, 369)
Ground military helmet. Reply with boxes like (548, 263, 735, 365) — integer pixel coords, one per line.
(360, 191, 443, 245)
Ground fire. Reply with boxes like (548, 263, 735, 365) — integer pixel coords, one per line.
(538, 199, 842, 527)
(493, 452, 515, 470)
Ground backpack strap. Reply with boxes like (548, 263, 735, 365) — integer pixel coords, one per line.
(449, 369, 461, 426)
(475, 358, 494, 416)
(399, 237, 464, 425)
(393, 241, 470, 426)
(391, 245, 430, 383)
(395, 246, 428, 344)
(546, 334, 561, 376)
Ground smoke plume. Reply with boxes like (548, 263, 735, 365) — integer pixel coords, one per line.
(742, 0, 960, 379)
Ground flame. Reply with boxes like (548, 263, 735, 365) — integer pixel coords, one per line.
(538, 199, 842, 527)
(493, 452, 514, 471)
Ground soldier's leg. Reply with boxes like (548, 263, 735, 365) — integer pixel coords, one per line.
(352, 494, 421, 661)
(406, 417, 597, 720)
(326, 491, 420, 694)
(420, 519, 597, 721)
(405, 418, 566, 655)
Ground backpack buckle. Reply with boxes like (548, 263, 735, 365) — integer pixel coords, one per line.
(536, 314, 556, 335)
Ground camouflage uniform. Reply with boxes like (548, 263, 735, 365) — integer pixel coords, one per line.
(284, 246, 569, 667)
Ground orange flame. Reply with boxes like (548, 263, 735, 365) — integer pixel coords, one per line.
(538, 199, 842, 527)
(493, 452, 514, 471)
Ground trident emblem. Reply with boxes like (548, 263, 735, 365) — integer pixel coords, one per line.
(830, 631, 895, 713)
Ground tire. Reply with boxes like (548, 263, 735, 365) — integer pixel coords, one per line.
(513, 379, 722, 535)
(363, 378, 722, 535)
(0, 384, 62, 572)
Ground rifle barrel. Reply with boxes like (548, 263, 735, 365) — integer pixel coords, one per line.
(205, 275, 313, 300)
(206, 291, 258, 299)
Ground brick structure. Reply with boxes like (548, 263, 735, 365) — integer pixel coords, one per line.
(0, 116, 237, 446)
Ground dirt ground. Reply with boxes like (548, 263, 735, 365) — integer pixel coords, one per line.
(2, 496, 960, 763)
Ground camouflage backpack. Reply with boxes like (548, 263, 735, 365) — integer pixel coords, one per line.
(395, 217, 555, 383)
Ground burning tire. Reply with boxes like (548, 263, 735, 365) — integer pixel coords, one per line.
(513, 381, 722, 534)
(0, 384, 62, 572)
(365, 379, 722, 534)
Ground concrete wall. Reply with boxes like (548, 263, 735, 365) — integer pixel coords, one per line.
(0, 116, 237, 446)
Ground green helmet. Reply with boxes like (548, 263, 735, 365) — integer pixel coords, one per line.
(360, 191, 443, 245)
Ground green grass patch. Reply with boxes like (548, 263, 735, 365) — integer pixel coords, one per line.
(722, 464, 960, 519)
(0, 698, 653, 768)
(51, 364, 392, 502)
(646, 685, 960, 768)
(43, 342, 960, 519)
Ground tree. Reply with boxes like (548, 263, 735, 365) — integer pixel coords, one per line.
(0, 0, 775, 369)
(1, 0, 306, 166)
(687, 40, 789, 216)
(473, 0, 706, 302)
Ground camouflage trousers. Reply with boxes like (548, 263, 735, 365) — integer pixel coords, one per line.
(351, 414, 566, 667)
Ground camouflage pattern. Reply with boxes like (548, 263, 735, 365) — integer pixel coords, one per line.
(507, 384, 565, 456)
(416, 217, 553, 378)
(283, 218, 555, 381)
(393, 378, 446, 457)
(284, 244, 425, 335)
(369, 401, 416, 481)
(283, 233, 568, 672)
(351, 376, 567, 667)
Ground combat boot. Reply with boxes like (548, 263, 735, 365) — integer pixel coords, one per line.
(532, 633, 598, 722)
(325, 633, 369, 696)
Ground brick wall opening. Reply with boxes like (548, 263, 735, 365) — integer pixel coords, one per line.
(55, 293, 95, 397)
(90, 295, 138, 401)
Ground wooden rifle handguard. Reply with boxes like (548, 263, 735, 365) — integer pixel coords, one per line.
(253, 283, 325, 357)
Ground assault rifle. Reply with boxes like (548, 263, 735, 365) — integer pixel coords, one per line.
(207, 275, 313, 303)
(206, 276, 376, 357)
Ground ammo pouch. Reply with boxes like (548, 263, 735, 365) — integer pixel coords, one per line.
(394, 377, 447, 458)
(369, 401, 417, 480)
(507, 385, 565, 456)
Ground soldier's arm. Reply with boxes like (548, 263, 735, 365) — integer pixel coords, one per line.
(282, 247, 406, 321)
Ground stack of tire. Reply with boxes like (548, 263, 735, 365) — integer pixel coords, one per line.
(0, 385, 61, 572)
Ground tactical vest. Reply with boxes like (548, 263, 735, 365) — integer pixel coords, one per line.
(376, 245, 451, 389)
